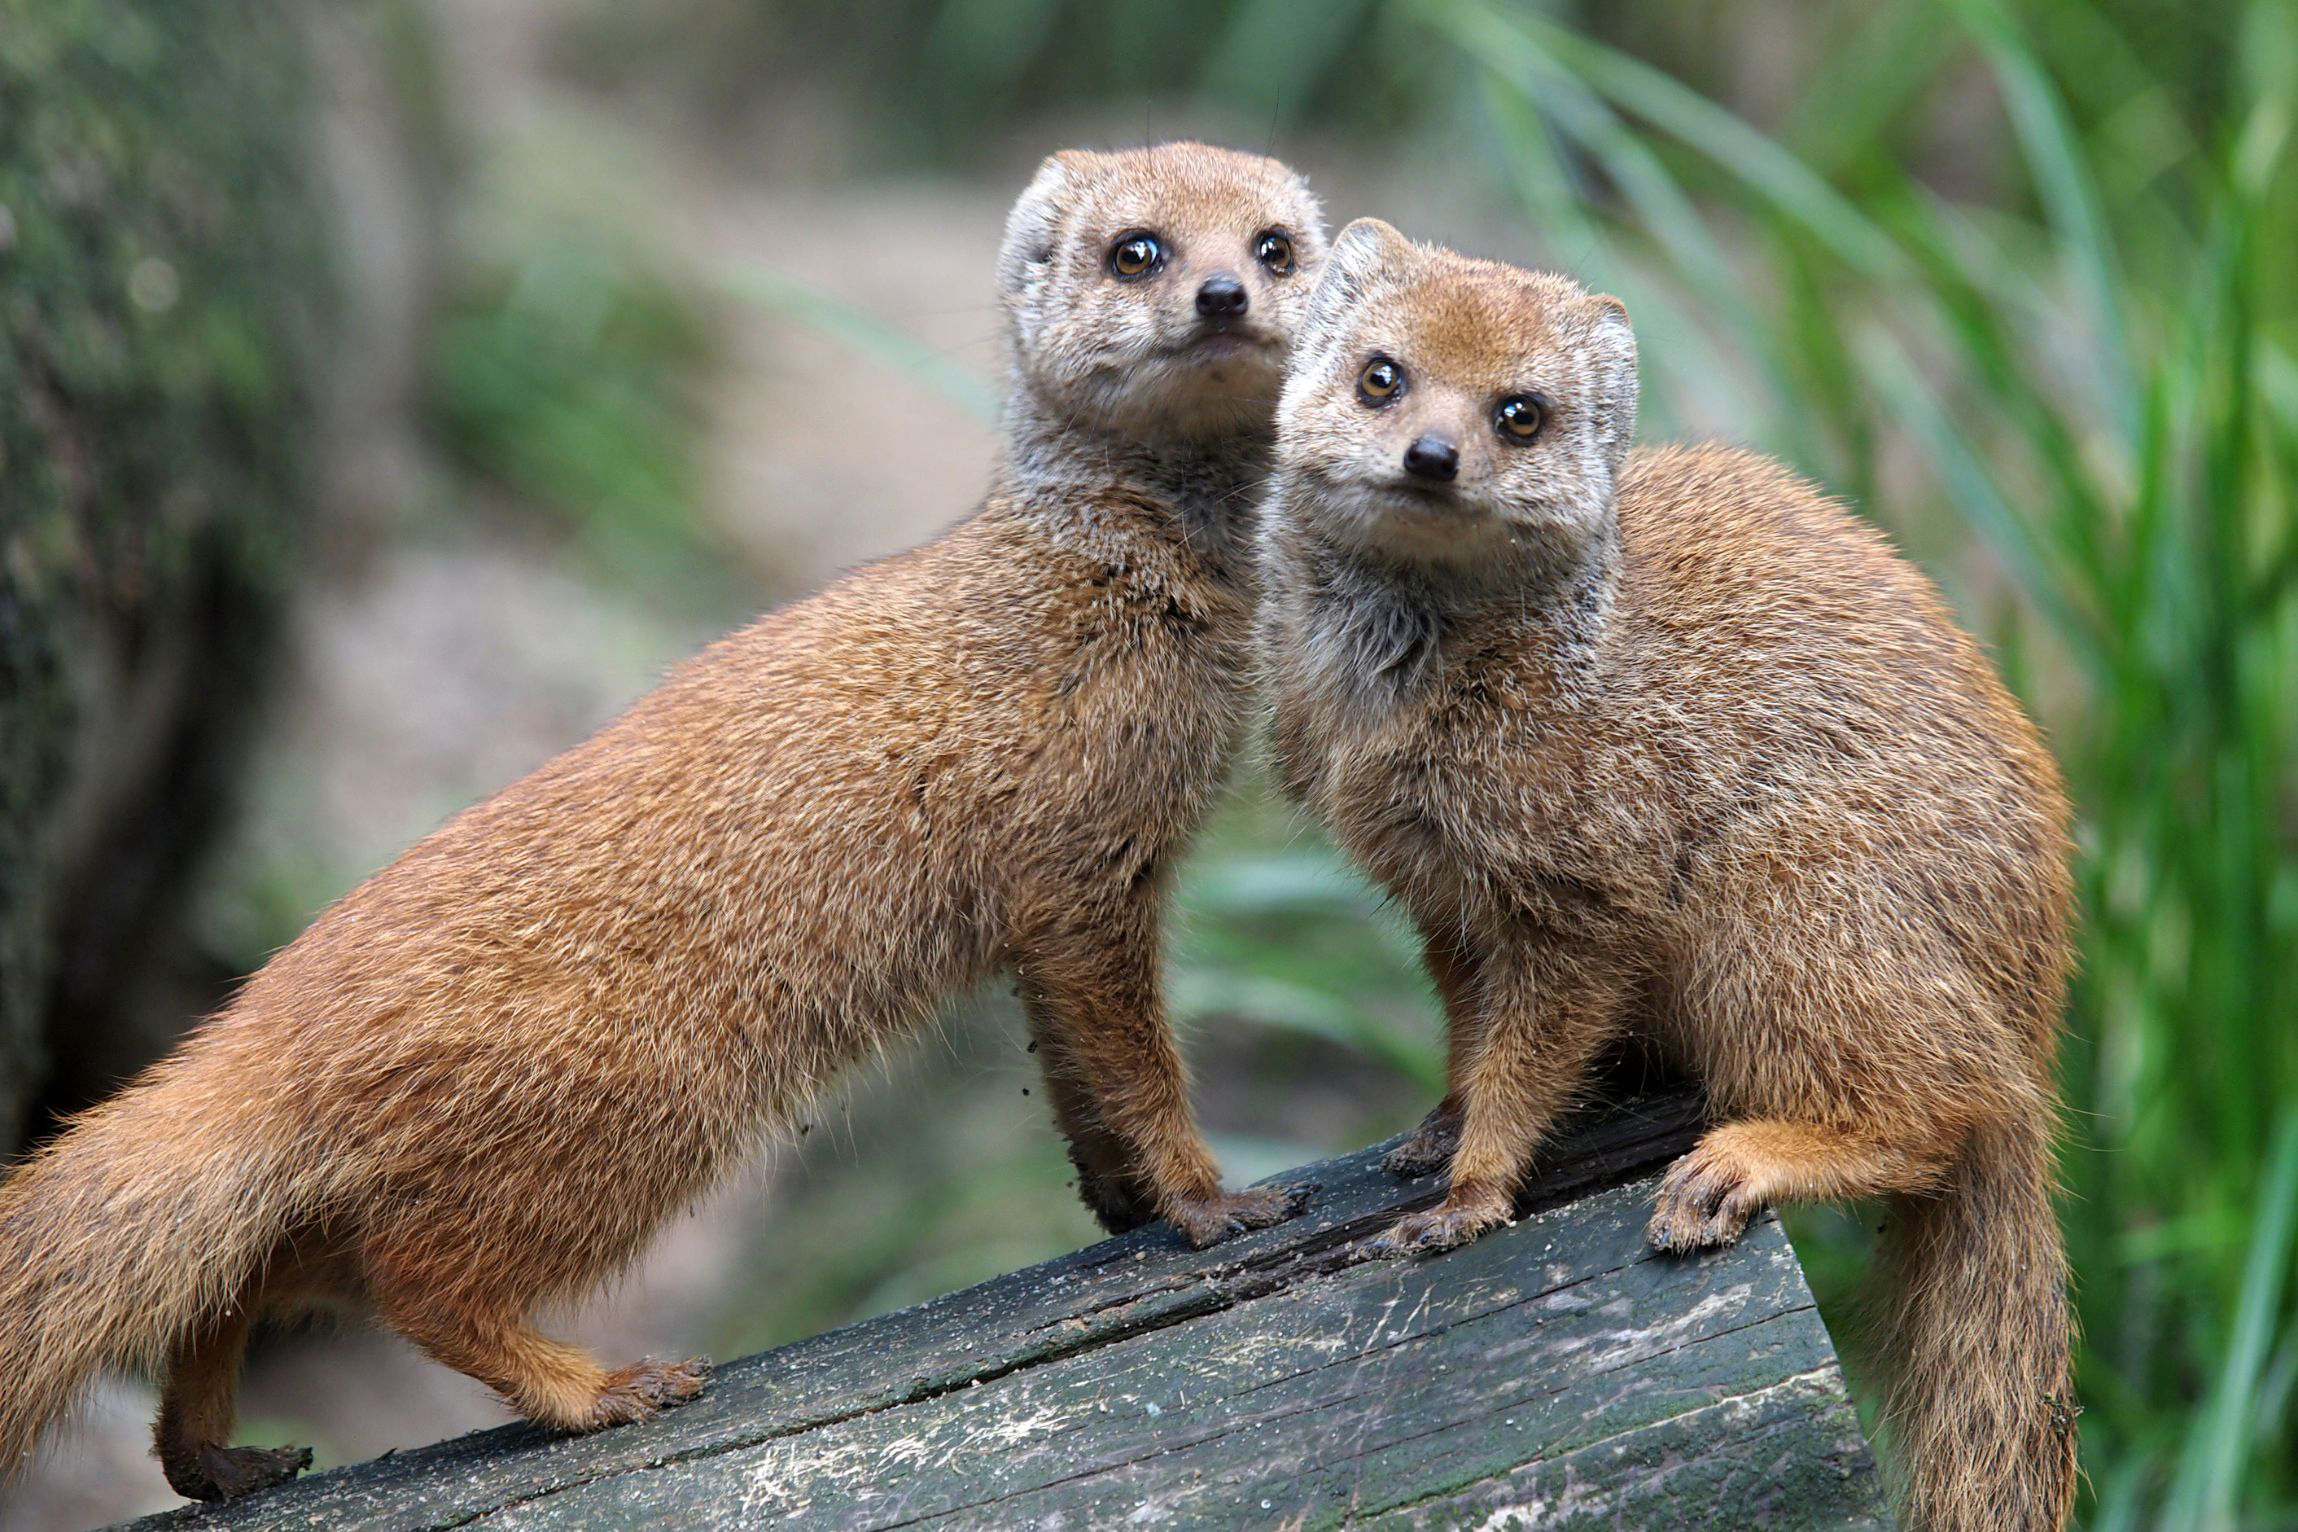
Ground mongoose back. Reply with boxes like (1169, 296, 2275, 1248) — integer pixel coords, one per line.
(1258, 219, 2077, 1532)
(0, 142, 1329, 1504)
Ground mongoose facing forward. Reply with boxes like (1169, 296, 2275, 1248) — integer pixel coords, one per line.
(1258, 219, 2077, 1532)
(0, 143, 1327, 1504)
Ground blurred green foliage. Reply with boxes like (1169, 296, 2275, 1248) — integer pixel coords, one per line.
(1169, 775, 1443, 1096)
(426, 142, 732, 598)
(557, 0, 1432, 162)
(430, 231, 714, 582)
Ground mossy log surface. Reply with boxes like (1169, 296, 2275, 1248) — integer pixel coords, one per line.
(0, 1, 326, 1141)
(128, 1087, 1891, 1530)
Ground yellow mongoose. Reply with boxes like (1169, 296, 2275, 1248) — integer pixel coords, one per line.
(1258, 219, 2077, 1532)
(0, 143, 1327, 1503)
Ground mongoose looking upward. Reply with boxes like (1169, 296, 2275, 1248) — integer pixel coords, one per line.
(0, 142, 1327, 1504)
(1258, 219, 2077, 1532)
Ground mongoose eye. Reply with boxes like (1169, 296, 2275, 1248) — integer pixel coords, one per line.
(1253, 229, 1296, 276)
(1357, 356, 1405, 407)
(1495, 394, 1547, 442)
(1108, 233, 1165, 280)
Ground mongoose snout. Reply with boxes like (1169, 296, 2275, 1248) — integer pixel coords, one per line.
(1401, 433, 1459, 482)
(1195, 272, 1250, 317)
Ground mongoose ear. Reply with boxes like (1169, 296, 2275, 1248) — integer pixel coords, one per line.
(1301, 217, 1415, 346)
(998, 152, 1101, 300)
(1581, 293, 1640, 472)
(1315, 218, 1413, 308)
(1584, 294, 1635, 371)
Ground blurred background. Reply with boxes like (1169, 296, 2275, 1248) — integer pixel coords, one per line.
(1, 0, 2291, 1526)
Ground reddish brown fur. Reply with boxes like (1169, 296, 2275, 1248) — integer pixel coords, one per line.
(0, 142, 1328, 1503)
(1259, 220, 2077, 1531)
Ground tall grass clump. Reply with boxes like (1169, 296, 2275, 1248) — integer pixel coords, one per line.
(1396, 0, 2297, 1521)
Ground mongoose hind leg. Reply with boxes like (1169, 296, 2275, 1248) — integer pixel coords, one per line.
(154, 1302, 312, 1502)
(380, 1295, 708, 1433)
(1648, 1119, 1956, 1252)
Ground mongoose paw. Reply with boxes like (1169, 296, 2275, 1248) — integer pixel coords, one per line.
(1165, 1181, 1318, 1248)
(1382, 1103, 1464, 1178)
(589, 1356, 713, 1429)
(1648, 1147, 1765, 1252)
(164, 1442, 314, 1503)
(1367, 1200, 1508, 1257)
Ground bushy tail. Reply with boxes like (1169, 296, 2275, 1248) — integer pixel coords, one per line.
(0, 1067, 301, 1481)
(1876, 1117, 2078, 1532)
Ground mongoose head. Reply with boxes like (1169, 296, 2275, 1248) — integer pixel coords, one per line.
(1274, 219, 1637, 570)
(998, 142, 1327, 444)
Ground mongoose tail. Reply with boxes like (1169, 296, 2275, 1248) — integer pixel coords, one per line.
(1879, 1117, 2078, 1531)
(0, 1060, 308, 1499)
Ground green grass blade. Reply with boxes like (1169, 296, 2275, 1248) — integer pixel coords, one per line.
(1776, 3, 1955, 173)
(1939, 0, 2140, 443)
(2160, 1109, 2298, 1528)
(1483, 1, 1905, 278)
(1854, 324, 2107, 678)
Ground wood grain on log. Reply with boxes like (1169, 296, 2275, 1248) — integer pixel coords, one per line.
(125, 1086, 1889, 1530)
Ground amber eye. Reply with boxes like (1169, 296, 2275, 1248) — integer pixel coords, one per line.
(1108, 233, 1164, 279)
(1357, 355, 1404, 406)
(1495, 394, 1546, 442)
(1254, 229, 1296, 276)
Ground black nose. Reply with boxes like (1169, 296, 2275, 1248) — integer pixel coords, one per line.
(1196, 274, 1249, 318)
(1403, 435, 1459, 482)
